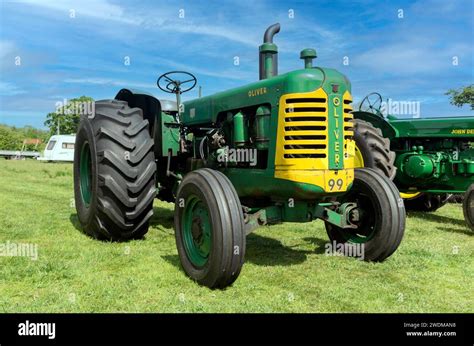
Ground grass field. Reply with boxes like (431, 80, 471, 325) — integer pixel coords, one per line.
(0, 159, 472, 313)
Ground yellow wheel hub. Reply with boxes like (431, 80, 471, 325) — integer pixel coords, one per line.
(354, 145, 365, 168)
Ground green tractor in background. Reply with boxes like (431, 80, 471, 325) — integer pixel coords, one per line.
(73, 23, 406, 288)
(351, 92, 473, 230)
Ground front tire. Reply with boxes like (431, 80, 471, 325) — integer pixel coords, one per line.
(463, 184, 474, 231)
(73, 100, 156, 241)
(174, 169, 246, 288)
(325, 168, 405, 261)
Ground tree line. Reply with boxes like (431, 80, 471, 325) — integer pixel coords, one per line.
(0, 124, 49, 151)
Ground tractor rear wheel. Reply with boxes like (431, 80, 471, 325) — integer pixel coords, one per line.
(174, 168, 246, 288)
(325, 168, 405, 262)
(73, 100, 156, 241)
(402, 192, 450, 212)
(353, 119, 397, 180)
(463, 184, 474, 231)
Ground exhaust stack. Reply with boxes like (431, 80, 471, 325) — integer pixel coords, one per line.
(259, 23, 280, 80)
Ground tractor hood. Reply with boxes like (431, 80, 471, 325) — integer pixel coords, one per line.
(182, 67, 351, 126)
(388, 117, 474, 138)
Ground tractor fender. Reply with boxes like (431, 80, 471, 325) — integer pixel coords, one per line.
(352, 110, 398, 139)
(115, 88, 161, 133)
(115, 88, 178, 159)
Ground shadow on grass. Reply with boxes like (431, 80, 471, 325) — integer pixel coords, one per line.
(302, 237, 331, 254)
(408, 212, 471, 235)
(150, 206, 174, 229)
(245, 233, 317, 266)
(69, 214, 82, 233)
(162, 254, 182, 271)
(433, 226, 472, 236)
(71, 206, 175, 236)
(69, 214, 147, 241)
(162, 233, 328, 269)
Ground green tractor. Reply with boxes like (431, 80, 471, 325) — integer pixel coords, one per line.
(351, 92, 473, 230)
(73, 23, 406, 288)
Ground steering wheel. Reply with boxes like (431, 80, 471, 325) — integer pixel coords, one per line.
(359, 92, 383, 116)
(157, 71, 197, 94)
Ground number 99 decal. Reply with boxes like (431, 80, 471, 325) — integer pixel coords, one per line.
(327, 178, 344, 191)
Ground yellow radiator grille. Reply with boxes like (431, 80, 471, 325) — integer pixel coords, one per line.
(283, 96, 328, 159)
(274, 87, 355, 191)
(276, 88, 329, 170)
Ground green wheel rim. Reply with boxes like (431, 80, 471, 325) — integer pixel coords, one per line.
(182, 195, 212, 267)
(342, 223, 376, 244)
(79, 141, 92, 206)
(337, 191, 377, 244)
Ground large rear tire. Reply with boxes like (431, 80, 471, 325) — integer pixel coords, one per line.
(73, 100, 156, 241)
(325, 168, 405, 262)
(463, 184, 474, 231)
(174, 168, 246, 288)
(353, 119, 396, 180)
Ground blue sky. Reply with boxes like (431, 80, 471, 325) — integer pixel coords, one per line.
(0, 0, 472, 129)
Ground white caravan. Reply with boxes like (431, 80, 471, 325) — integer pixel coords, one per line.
(39, 135, 76, 162)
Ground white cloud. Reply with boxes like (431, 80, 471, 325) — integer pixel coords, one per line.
(157, 21, 259, 47)
(18, 0, 340, 51)
(19, 0, 140, 25)
(0, 82, 26, 96)
(0, 40, 17, 59)
(353, 41, 472, 75)
(64, 78, 155, 90)
(152, 56, 254, 81)
(17, 0, 259, 45)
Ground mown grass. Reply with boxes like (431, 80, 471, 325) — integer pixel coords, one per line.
(0, 160, 472, 312)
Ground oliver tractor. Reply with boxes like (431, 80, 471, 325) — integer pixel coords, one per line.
(73, 24, 405, 288)
(351, 92, 473, 230)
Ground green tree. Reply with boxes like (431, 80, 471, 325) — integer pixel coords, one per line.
(44, 96, 94, 136)
(0, 125, 23, 150)
(0, 124, 49, 151)
(445, 85, 474, 110)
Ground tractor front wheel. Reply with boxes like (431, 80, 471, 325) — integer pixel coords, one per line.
(174, 168, 246, 288)
(463, 184, 474, 231)
(325, 168, 405, 261)
(73, 100, 156, 241)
